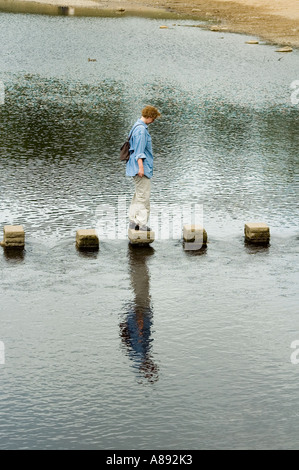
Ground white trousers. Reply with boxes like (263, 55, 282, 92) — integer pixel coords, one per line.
(129, 175, 151, 227)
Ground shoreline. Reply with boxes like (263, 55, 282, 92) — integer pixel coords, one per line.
(0, 0, 299, 47)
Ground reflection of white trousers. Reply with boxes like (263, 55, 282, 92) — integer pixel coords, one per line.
(129, 175, 151, 227)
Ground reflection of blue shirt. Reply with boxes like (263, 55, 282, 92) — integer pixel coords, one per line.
(125, 306, 153, 361)
(126, 119, 154, 179)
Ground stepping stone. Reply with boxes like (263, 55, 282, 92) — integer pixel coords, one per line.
(1, 225, 25, 248)
(128, 228, 155, 245)
(76, 229, 99, 250)
(183, 224, 207, 250)
(275, 46, 293, 53)
(210, 25, 227, 32)
(244, 223, 270, 244)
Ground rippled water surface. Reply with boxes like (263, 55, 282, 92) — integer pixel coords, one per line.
(0, 13, 298, 449)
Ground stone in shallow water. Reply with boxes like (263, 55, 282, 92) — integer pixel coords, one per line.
(1, 225, 25, 248)
(128, 228, 155, 245)
(275, 47, 293, 53)
(76, 229, 99, 250)
(183, 224, 207, 251)
(210, 25, 228, 32)
(183, 224, 207, 244)
(244, 223, 270, 244)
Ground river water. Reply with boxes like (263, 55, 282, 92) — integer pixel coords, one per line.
(0, 12, 298, 450)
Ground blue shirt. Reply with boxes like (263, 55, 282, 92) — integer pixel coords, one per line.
(126, 119, 154, 179)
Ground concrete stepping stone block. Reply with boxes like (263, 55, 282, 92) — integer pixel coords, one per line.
(244, 223, 270, 244)
(183, 224, 207, 243)
(76, 229, 99, 250)
(275, 46, 293, 53)
(128, 228, 155, 245)
(210, 25, 228, 32)
(1, 225, 25, 248)
(183, 224, 207, 250)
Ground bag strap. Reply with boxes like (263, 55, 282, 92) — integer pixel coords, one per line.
(128, 123, 144, 141)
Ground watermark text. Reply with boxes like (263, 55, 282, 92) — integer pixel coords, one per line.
(0, 81, 4, 105)
(94, 197, 204, 249)
(0, 341, 5, 365)
(290, 80, 299, 105)
(290, 340, 299, 365)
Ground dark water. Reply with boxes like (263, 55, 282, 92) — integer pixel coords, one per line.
(0, 13, 298, 450)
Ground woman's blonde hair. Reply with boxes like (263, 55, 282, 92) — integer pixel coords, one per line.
(142, 105, 161, 120)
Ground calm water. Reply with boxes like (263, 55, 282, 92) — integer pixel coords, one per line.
(0, 13, 298, 450)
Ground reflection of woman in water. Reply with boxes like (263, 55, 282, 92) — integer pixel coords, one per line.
(119, 245, 159, 384)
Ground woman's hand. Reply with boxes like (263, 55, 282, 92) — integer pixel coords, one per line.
(138, 159, 144, 178)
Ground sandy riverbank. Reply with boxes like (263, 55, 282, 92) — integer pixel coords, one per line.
(0, 0, 298, 47)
